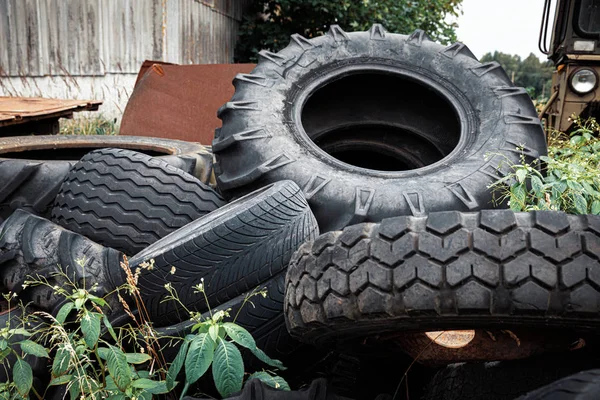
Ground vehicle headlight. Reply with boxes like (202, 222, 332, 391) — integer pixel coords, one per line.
(570, 68, 598, 95)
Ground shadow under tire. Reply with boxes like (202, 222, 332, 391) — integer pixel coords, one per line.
(213, 24, 547, 233)
(129, 180, 319, 327)
(284, 210, 600, 345)
(51, 148, 225, 255)
(0, 135, 216, 224)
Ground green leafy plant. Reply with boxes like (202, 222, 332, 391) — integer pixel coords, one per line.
(162, 280, 289, 399)
(490, 117, 600, 214)
(0, 257, 289, 399)
(60, 115, 118, 136)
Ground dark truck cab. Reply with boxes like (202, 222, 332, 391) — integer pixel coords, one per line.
(539, 0, 600, 131)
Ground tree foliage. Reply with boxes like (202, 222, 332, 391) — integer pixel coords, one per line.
(235, 0, 463, 62)
(481, 51, 554, 100)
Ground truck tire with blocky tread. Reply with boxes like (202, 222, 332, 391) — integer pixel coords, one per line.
(285, 210, 600, 344)
(0, 210, 124, 315)
(129, 180, 319, 327)
(51, 148, 225, 255)
(0, 135, 216, 224)
(213, 24, 547, 233)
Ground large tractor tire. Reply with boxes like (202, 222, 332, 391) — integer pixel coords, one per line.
(518, 370, 600, 400)
(213, 24, 547, 232)
(0, 135, 215, 223)
(52, 148, 225, 255)
(129, 180, 319, 326)
(285, 210, 600, 345)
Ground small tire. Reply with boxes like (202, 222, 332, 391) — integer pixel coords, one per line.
(130, 180, 319, 326)
(0, 135, 215, 223)
(51, 148, 225, 255)
(0, 210, 124, 314)
(214, 25, 547, 232)
(284, 210, 600, 345)
(518, 370, 600, 400)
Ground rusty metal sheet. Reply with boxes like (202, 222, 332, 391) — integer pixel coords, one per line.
(0, 97, 102, 126)
(119, 62, 256, 144)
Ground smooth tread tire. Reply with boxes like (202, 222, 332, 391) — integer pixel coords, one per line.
(129, 180, 319, 327)
(51, 148, 225, 255)
(0, 210, 124, 314)
(424, 353, 600, 400)
(284, 210, 600, 345)
(0, 135, 216, 223)
(213, 24, 547, 232)
(518, 370, 600, 400)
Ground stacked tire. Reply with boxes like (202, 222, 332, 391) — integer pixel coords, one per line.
(2, 23, 595, 400)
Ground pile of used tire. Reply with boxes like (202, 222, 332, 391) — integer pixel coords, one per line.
(2, 25, 600, 399)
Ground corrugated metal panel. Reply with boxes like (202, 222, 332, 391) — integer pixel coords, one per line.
(0, 0, 250, 77)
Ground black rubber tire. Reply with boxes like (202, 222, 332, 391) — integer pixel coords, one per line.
(284, 210, 600, 345)
(424, 353, 600, 400)
(129, 180, 319, 327)
(51, 148, 225, 255)
(213, 24, 547, 232)
(184, 378, 353, 400)
(0, 210, 124, 314)
(0, 135, 215, 224)
(518, 370, 600, 400)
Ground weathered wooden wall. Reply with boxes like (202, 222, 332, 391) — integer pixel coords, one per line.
(0, 0, 252, 77)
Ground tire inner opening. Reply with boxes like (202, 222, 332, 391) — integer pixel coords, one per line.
(0, 147, 168, 160)
(301, 72, 461, 172)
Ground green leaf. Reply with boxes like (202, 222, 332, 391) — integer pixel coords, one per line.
(97, 347, 109, 360)
(88, 295, 107, 307)
(222, 323, 285, 370)
(247, 371, 290, 390)
(212, 338, 244, 398)
(125, 353, 152, 364)
(69, 380, 81, 400)
(56, 302, 75, 324)
(103, 315, 118, 343)
(81, 311, 101, 349)
(13, 359, 32, 396)
(52, 346, 71, 377)
(0, 347, 11, 362)
(209, 324, 219, 342)
(106, 345, 131, 391)
(223, 323, 256, 349)
(250, 347, 287, 371)
(531, 175, 544, 196)
(185, 333, 215, 385)
(573, 193, 588, 214)
(131, 378, 161, 389)
(19, 340, 49, 358)
(49, 375, 72, 386)
(515, 168, 527, 183)
(8, 328, 32, 337)
(145, 381, 169, 394)
(166, 339, 190, 391)
(592, 200, 600, 215)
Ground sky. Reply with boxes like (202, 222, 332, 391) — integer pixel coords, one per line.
(454, 0, 552, 61)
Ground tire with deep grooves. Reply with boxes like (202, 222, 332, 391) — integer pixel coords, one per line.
(213, 25, 547, 232)
(284, 210, 600, 345)
(129, 180, 319, 327)
(0, 135, 216, 223)
(51, 148, 225, 255)
(0, 210, 124, 314)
